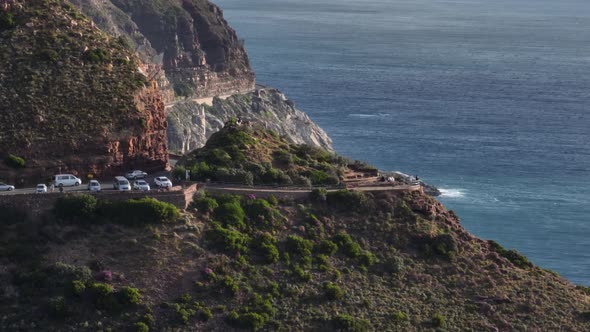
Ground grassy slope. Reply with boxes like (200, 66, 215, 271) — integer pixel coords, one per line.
(1, 189, 589, 331)
(177, 124, 359, 186)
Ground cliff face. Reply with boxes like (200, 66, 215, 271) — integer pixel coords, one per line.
(0, 0, 168, 183)
(167, 87, 333, 154)
(71, 0, 255, 100)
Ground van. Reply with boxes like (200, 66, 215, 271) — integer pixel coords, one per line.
(53, 174, 82, 187)
(113, 176, 131, 191)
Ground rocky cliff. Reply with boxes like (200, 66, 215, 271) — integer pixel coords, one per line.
(0, 0, 168, 183)
(70, 0, 255, 100)
(167, 87, 333, 154)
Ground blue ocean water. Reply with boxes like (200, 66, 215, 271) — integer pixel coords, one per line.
(215, 0, 590, 284)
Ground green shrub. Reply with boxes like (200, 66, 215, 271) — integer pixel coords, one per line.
(333, 233, 362, 258)
(307, 170, 339, 186)
(254, 233, 279, 264)
(193, 196, 219, 214)
(358, 251, 376, 267)
(267, 195, 279, 206)
(314, 240, 338, 256)
(84, 48, 111, 63)
(286, 235, 313, 257)
(243, 199, 285, 230)
(98, 198, 179, 226)
(229, 312, 266, 331)
(392, 311, 408, 323)
(88, 282, 117, 309)
(219, 276, 239, 296)
(117, 286, 141, 305)
(134, 322, 149, 332)
(332, 314, 369, 332)
(4, 154, 25, 168)
(214, 201, 246, 230)
(327, 190, 369, 212)
(172, 166, 186, 180)
(199, 307, 213, 321)
(47, 263, 92, 287)
(310, 188, 328, 202)
(70, 280, 86, 296)
(272, 150, 293, 166)
(432, 313, 446, 327)
(205, 224, 250, 254)
(0, 12, 16, 30)
(432, 233, 458, 259)
(323, 282, 343, 301)
(489, 240, 532, 268)
(54, 194, 97, 223)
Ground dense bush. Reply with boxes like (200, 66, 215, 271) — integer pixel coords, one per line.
(134, 322, 149, 332)
(333, 233, 362, 258)
(432, 313, 446, 327)
(327, 190, 370, 212)
(205, 223, 250, 254)
(117, 286, 142, 305)
(332, 314, 369, 332)
(84, 48, 110, 63)
(0, 11, 16, 30)
(432, 233, 458, 259)
(310, 188, 328, 202)
(54, 194, 97, 223)
(323, 282, 344, 301)
(4, 154, 25, 168)
(214, 201, 246, 230)
(88, 282, 116, 309)
(253, 233, 280, 264)
(286, 235, 313, 258)
(489, 240, 532, 268)
(99, 198, 179, 226)
(307, 169, 339, 186)
(314, 240, 338, 256)
(193, 195, 219, 214)
(243, 198, 285, 230)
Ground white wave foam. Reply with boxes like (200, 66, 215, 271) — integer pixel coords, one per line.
(348, 113, 390, 118)
(439, 188, 465, 198)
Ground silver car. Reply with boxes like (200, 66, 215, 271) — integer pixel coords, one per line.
(133, 180, 151, 191)
(0, 182, 14, 191)
(87, 180, 101, 192)
(36, 184, 47, 193)
(125, 170, 148, 179)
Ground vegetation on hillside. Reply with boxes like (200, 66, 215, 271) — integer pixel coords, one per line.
(1, 189, 589, 331)
(0, 0, 151, 159)
(176, 124, 353, 186)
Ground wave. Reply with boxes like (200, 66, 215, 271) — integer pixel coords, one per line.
(348, 113, 391, 118)
(438, 188, 466, 198)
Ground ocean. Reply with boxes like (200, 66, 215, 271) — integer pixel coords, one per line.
(214, 0, 590, 285)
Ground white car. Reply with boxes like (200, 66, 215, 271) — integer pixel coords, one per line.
(133, 180, 151, 191)
(126, 170, 148, 179)
(87, 180, 101, 192)
(154, 176, 173, 188)
(53, 174, 82, 187)
(36, 184, 47, 193)
(0, 182, 14, 191)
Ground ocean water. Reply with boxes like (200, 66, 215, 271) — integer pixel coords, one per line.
(214, 0, 590, 284)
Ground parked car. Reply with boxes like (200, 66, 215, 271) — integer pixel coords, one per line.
(133, 180, 150, 191)
(113, 176, 131, 191)
(0, 182, 14, 191)
(53, 174, 82, 187)
(36, 184, 47, 193)
(154, 176, 173, 188)
(87, 180, 101, 192)
(125, 170, 148, 179)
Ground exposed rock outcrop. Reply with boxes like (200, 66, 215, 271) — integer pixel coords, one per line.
(71, 0, 255, 100)
(167, 87, 333, 154)
(0, 0, 167, 184)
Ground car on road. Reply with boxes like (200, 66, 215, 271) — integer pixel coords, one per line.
(154, 176, 173, 188)
(36, 184, 47, 193)
(53, 174, 82, 187)
(113, 176, 131, 191)
(126, 170, 148, 179)
(0, 182, 14, 191)
(133, 180, 150, 191)
(87, 180, 101, 192)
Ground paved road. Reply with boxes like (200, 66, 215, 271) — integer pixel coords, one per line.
(0, 172, 177, 196)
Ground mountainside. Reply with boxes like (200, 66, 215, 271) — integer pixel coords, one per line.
(1, 157, 589, 331)
(0, 0, 168, 183)
(70, 0, 255, 100)
(167, 87, 333, 154)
